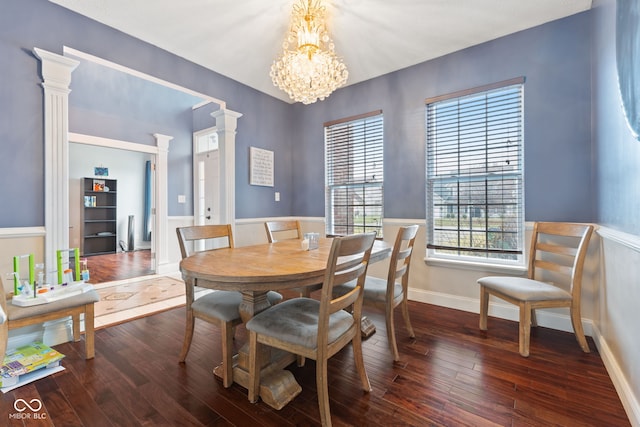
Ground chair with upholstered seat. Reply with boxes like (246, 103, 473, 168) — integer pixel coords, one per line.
(264, 220, 321, 298)
(246, 232, 377, 427)
(176, 224, 282, 387)
(478, 222, 594, 357)
(333, 225, 419, 362)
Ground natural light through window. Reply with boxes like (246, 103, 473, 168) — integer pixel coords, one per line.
(425, 78, 525, 265)
(325, 111, 384, 237)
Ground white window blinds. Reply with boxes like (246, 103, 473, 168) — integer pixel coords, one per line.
(325, 111, 384, 237)
(426, 78, 524, 263)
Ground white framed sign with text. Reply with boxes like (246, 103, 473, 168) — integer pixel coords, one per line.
(249, 146, 274, 187)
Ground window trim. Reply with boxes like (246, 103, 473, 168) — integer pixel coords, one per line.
(324, 110, 384, 237)
(323, 110, 382, 128)
(425, 77, 525, 267)
(424, 77, 525, 105)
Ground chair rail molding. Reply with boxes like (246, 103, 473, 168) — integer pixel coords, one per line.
(0, 227, 46, 238)
(596, 225, 640, 252)
(34, 47, 79, 273)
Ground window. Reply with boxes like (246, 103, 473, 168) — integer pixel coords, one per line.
(425, 78, 525, 265)
(325, 111, 384, 237)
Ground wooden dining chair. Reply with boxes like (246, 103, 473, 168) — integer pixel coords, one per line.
(478, 222, 594, 357)
(246, 232, 377, 427)
(264, 220, 303, 243)
(333, 225, 420, 361)
(264, 220, 321, 297)
(176, 224, 282, 387)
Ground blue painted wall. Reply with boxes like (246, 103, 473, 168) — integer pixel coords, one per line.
(70, 58, 203, 147)
(0, 0, 294, 224)
(1, 0, 609, 231)
(69, 58, 204, 217)
(292, 12, 594, 223)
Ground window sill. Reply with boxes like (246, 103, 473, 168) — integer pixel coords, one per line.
(424, 256, 528, 275)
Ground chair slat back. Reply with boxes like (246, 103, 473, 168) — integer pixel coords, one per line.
(176, 224, 234, 259)
(387, 225, 420, 296)
(264, 220, 303, 243)
(536, 242, 578, 258)
(534, 259, 572, 276)
(318, 233, 376, 339)
(528, 222, 594, 297)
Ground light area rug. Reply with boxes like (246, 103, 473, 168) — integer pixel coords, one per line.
(93, 274, 198, 329)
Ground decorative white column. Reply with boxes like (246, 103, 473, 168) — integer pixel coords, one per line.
(34, 48, 79, 273)
(211, 109, 242, 234)
(153, 134, 172, 273)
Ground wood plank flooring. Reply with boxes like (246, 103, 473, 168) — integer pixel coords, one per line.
(0, 293, 630, 426)
(85, 250, 153, 284)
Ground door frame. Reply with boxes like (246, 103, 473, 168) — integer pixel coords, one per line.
(69, 133, 161, 272)
(193, 126, 219, 227)
(36, 46, 240, 275)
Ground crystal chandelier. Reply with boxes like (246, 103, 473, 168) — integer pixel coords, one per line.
(270, 0, 348, 104)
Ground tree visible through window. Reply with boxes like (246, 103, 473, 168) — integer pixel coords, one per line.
(325, 111, 384, 237)
(425, 78, 525, 264)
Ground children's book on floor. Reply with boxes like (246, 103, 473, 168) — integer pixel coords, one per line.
(0, 341, 65, 389)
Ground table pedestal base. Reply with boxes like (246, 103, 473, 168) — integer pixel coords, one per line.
(213, 347, 302, 410)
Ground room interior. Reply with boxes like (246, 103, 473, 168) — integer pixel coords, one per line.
(0, 0, 638, 425)
(69, 143, 152, 256)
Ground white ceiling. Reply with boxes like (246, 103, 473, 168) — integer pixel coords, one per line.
(50, 0, 592, 104)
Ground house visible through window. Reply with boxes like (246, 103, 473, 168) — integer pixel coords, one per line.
(425, 78, 525, 265)
(325, 110, 384, 237)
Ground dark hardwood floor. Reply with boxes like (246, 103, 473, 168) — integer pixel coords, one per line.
(85, 250, 153, 284)
(0, 294, 629, 426)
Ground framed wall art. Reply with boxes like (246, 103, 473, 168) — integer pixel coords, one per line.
(94, 166, 109, 176)
(249, 147, 274, 187)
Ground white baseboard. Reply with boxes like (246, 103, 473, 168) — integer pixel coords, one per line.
(42, 318, 74, 347)
(7, 327, 44, 350)
(407, 287, 594, 335)
(157, 261, 180, 276)
(592, 325, 640, 427)
(7, 317, 74, 351)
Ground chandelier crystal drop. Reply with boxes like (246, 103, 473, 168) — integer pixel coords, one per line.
(270, 0, 348, 105)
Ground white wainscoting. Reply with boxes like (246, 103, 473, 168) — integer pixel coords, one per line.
(0, 227, 46, 295)
(592, 226, 640, 426)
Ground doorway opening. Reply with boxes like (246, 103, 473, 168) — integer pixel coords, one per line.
(194, 128, 220, 225)
(69, 142, 156, 283)
(38, 47, 236, 287)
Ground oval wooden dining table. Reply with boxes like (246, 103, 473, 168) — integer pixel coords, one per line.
(179, 237, 391, 410)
